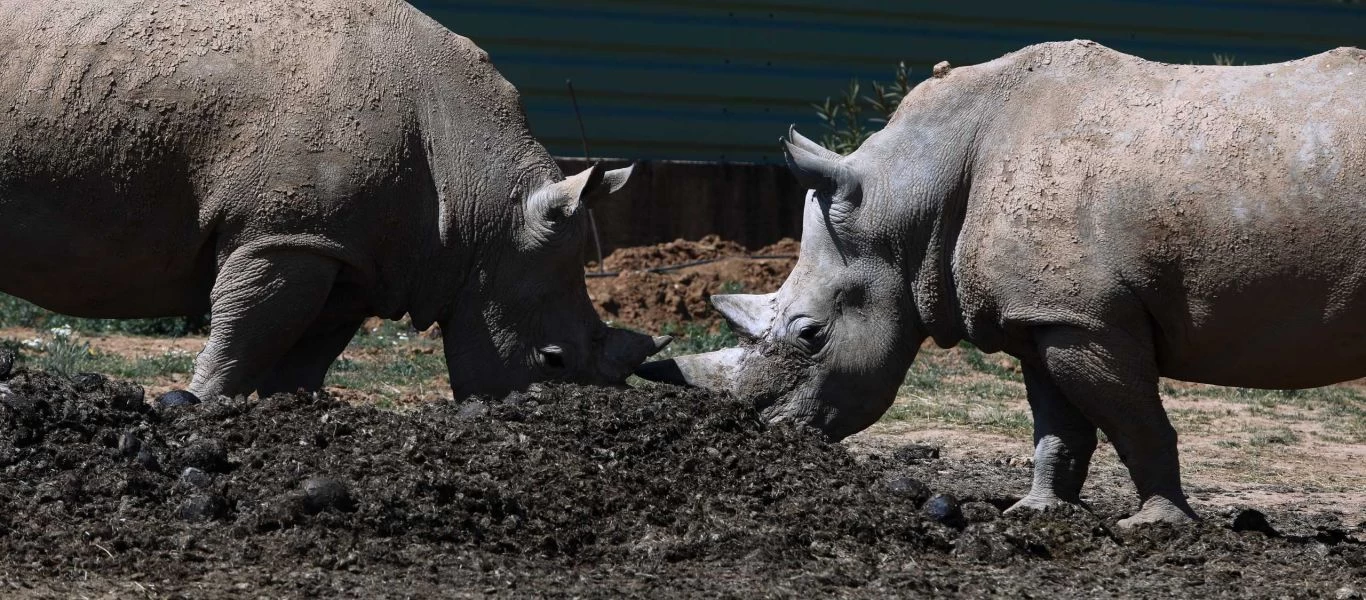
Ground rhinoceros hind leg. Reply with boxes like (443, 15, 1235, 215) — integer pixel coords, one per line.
(188, 248, 340, 401)
(1006, 363, 1098, 514)
(256, 317, 363, 398)
(1036, 326, 1199, 527)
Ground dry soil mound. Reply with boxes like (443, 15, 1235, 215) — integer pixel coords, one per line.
(586, 236, 798, 332)
(594, 235, 748, 273)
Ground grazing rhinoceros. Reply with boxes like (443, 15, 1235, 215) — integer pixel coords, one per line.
(640, 41, 1366, 526)
(0, 0, 669, 402)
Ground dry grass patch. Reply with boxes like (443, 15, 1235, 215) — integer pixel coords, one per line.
(860, 341, 1366, 522)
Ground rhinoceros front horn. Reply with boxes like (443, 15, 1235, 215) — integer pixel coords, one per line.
(634, 347, 745, 392)
(711, 293, 775, 339)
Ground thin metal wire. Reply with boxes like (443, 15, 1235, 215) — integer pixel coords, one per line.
(567, 79, 607, 274)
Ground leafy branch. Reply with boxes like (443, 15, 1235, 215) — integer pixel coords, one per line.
(812, 62, 912, 155)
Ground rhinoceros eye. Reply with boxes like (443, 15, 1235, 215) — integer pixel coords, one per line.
(791, 320, 825, 354)
(538, 345, 565, 369)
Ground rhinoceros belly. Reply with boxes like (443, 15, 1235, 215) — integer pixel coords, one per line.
(1153, 272, 1366, 389)
(0, 181, 214, 319)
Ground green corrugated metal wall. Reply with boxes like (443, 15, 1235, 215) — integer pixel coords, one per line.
(411, 0, 1365, 163)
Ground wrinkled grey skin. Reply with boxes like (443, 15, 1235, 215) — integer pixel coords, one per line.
(0, 0, 667, 401)
(640, 41, 1366, 527)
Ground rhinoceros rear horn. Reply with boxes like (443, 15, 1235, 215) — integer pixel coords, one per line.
(711, 293, 776, 339)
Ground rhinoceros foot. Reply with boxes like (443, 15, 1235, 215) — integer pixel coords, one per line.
(1117, 495, 1199, 528)
(1004, 494, 1091, 515)
(155, 390, 202, 409)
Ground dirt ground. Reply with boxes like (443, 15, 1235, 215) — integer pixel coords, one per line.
(585, 236, 798, 332)
(1, 367, 1362, 598)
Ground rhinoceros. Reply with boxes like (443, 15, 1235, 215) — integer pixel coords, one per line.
(0, 0, 669, 402)
(640, 41, 1366, 526)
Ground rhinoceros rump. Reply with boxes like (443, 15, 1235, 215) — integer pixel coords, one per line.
(640, 41, 1366, 526)
(0, 0, 669, 401)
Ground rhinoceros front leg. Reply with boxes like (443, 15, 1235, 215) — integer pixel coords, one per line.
(1006, 363, 1098, 513)
(255, 317, 363, 397)
(186, 248, 340, 401)
(1035, 326, 1198, 527)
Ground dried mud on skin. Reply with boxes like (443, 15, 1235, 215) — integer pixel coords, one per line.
(0, 368, 1363, 598)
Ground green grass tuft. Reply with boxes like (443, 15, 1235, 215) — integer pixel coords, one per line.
(87, 351, 197, 380)
(717, 280, 745, 295)
(1247, 427, 1302, 447)
(324, 352, 447, 400)
(29, 331, 94, 377)
(654, 321, 739, 360)
(960, 343, 1022, 382)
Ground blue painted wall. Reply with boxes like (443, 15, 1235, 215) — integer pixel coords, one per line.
(411, 0, 1365, 163)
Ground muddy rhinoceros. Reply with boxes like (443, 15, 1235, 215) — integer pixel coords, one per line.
(0, 0, 669, 402)
(640, 41, 1366, 526)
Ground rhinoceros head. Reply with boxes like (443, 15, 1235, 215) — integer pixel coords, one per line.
(637, 128, 931, 440)
(443, 164, 670, 398)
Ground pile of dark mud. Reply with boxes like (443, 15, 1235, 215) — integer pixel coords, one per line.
(1, 365, 1362, 598)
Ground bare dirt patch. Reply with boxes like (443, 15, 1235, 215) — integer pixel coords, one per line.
(590, 234, 748, 272)
(1, 366, 1362, 597)
(584, 235, 797, 333)
(587, 259, 794, 333)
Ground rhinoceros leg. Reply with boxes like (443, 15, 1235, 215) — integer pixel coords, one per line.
(255, 317, 363, 397)
(187, 248, 340, 400)
(1036, 326, 1198, 527)
(1006, 363, 1098, 513)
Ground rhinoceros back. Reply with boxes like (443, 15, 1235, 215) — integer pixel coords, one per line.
(0, 0, 471, 318)
(967, 42, 1366, 388)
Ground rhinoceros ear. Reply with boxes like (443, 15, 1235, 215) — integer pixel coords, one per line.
(526, 164, 604, 224)
(787, 125, 840, 161)
(526, 163, 635, 226)
(599, 164, 634, 196)
(712, 293, 777, 339)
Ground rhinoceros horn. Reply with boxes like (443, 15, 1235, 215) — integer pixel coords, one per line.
(711, 292, 776, 339)
(786, 125, 840, 161)
(634, 346, 745, 391)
